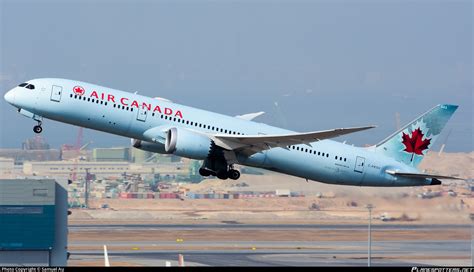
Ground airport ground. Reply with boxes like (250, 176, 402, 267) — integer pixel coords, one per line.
(9, 150, 470, 266)
(1, 145, 471, 266)
(67, 191, 472, 266)
(67, 220, 471, 266)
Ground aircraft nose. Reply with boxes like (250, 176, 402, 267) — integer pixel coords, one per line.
(4, 89, 16, 104)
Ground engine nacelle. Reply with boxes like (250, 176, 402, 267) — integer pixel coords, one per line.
(165, 127, 212, 160)
(131, 138, 166, 153)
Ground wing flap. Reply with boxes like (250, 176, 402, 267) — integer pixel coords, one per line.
(212, 125, 375, 154)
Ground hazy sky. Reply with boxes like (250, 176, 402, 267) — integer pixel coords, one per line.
(0, 0, 472, 152)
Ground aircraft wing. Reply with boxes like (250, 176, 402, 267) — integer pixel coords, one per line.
(235, 111, 265, 121)
(212, 125, 376, 155)
(385, 170, 464, 180)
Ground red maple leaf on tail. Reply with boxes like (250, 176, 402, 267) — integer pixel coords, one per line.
(402, 127, 431, 161)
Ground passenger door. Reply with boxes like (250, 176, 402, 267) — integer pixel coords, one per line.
(354, 156, 365, 173)
(50, 85, 62, 102)
(137, 107, 147, 122)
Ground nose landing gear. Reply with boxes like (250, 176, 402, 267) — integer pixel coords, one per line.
(33, 122, 43, 134)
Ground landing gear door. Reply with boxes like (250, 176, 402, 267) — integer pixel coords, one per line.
(137, 108, 147, 122)
(50, 85, 62, 102)
(354, 156, 365, 173)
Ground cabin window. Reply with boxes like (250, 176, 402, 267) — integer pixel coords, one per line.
(88, 98, 91, 102)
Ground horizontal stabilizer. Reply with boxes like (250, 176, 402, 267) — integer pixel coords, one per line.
(213, 125, 376, 155)
(385, 170, 464, 180)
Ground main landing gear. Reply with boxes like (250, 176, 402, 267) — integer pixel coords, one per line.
(199, 166, 241, 180)
(200, 142, 240, 180)
(33, 122, 43, 134)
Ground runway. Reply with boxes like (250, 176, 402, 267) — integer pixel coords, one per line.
(68, 223, 471, 230)
(71, 241, 468, 266)
(68, 223, 471, 266)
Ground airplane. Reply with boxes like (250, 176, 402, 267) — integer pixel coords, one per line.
(3, 78, 462, 186)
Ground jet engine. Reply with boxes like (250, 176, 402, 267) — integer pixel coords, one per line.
(164, 127, 212, 160)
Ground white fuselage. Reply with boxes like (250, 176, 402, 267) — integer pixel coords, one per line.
(4, 78, 431, 186)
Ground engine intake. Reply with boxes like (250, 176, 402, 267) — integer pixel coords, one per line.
(164, 127, 212, 160)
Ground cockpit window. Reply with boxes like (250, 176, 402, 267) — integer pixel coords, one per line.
(25, 84, 35, 90)
(18, 83, 28, 87)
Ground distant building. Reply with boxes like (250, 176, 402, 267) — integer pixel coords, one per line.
(23, 161, 132, 177)
(21, 161, 189, 179)
(0, 179, 68, 266)
(131, 148, 152, 163)
(0, 149, 60, 163)
(275, 189, 291, 197)
(22, 135, 50, 150)
(0, 157, 14, 178)
(93, 147, 130, 162)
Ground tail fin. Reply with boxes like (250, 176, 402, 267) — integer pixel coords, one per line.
(375, 104, 458, 168)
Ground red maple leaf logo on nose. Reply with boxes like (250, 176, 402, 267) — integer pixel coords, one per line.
(402, 127, 431, 161)
(73, 86, 85, 96)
